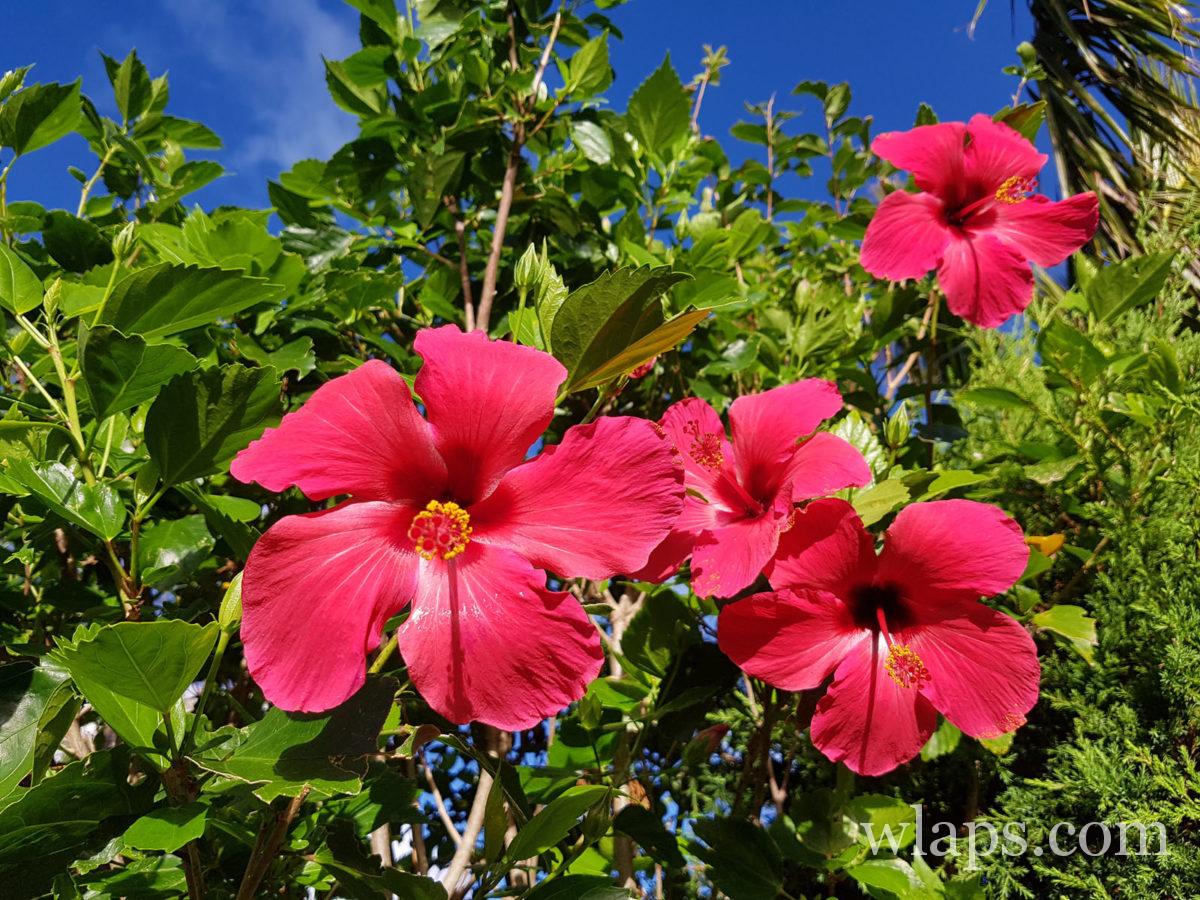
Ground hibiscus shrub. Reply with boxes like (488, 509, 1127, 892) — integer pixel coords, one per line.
(0, 4, 1194, 899)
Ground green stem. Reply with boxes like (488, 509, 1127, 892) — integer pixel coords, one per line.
(76, 145, 116, 217)
(368, 631, 399, 674)
(184, 629, 232, 753)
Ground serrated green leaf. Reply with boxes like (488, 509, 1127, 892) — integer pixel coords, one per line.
(506, 785, 611, 862)
(97, 263, 286, 339)
(0, 80, 82, 155)
(626, 56, 690, 163)
(0, 243, 41, 314)
(6, 460, 125, 541)
(80, 326, 198, 419)
(145, 364, 281, 486)
(122, 803, 206, 852)
(0, 663, 69, 800)
(52, 620, 219, 713)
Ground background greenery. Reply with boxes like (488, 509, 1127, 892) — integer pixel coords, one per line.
(0, 1, 1195, 898)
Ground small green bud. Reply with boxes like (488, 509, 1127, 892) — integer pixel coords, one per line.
(1017, 42, 1037, 67)
(112, 220, 137, 259)
(219, 572, 243, 634)
(42, 278, 62, 317)
(885, 403, 911, 448)
(514, 243, 541, 292)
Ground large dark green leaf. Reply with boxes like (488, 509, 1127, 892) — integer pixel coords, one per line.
(0, 663, 69, 800)
(101, 50, 152, 122)
(122, 803, 207, 853)
(0, 750, 153, 899)
(97, 263, 286, 339)
(549, 265, 695, 393)
(1085, 251, 1173, 323)
(42, 211, 113, 273)
(505, 784, 610, 862)
(145, 364, 281, 485)
(626, 56, 690, 163)
(6, 460, 125, 541)
(613, 805, 686, 869)
(52, 620, 219, 713)
(0, 243, 42, 314)
(0, 80, 81, 156)
(1038, 319, 1107, 383)
(193, 677, 396, 800)
(690, 817, 784, 900)
(135, 514, 214, 588)
(79, 326, 198, 419)
(526, 876, 633, 899)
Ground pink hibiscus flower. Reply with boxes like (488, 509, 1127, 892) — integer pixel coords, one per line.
(633, 381, 871, 598)
(718, 498, 1039, 776)
(860, 114, 1098, 328)
(230, 325, 684, 729)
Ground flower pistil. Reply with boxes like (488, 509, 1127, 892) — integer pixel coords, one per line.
(409, 500, 472, 560)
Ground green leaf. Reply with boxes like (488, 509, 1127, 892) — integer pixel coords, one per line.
(407, 150, 465, 227)
(526, 876, 634, 899)
(53, 620, 218, 713)
(846, 858, 929, 897)
(0, 662, 69, 800)
(145, 364, 281, 486)
(506, 785, 611, 862)
(613, 805, 686, 869)
(97, 263, 286, 339)
(956, 387, 1029, 411)
(832, 410, 886, 476)
(690, 817, 783, 900)
(1032, 604, 1098, 662)
(549, 266, 693, 393)
(921, 469, 990, 499)
(571, 119, 613, 165)
(102, 50, 152, 122)
(79, 326, 198, 419)
(920, 718, 962, 762)
(847, 793, 917, 850)
(626, 56, 690, 163)
(0, 243, 42, 314)
(0, 80, 82, 156)
(193, 677, 396, 800)
(6, 460, 125, 541)
(42, 211, 113, 272)
(852, 478, 909, 527)
(1038, 320, 1107, 383)
(0, 750, 153, 898)
(568, 34, 612, 98)
(995, 101, 1046, 141)
(135, 515, 214, 588)
(122, 803, 206, 852)
(1085, 251, 1173, 323)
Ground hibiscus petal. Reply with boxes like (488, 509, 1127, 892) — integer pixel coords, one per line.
(783, 432, 872, 502)
(718, 588, 866, 691)
(871, 121, 968, 202)
(877, 499, 1029, 597)
(241, 501, 420, 713)
(627, 494, 719, 582)
(690, 492, 793, 598)
(470, 416, 684, 579)
(964, 113, 1046, 193)
(767, 498, 877, 595)
(397, 543, 604, 730)
(660, 397, 736, 496)
(414, 325, 565, 504)
(809, 637, 938, 776)
(990, 192, 1099, 267)
(936, 231, 1034, 328)
(905, 602, 1040, 739)
(231, 360, 446, 503)
(860, 190, 951, 281)
(729, 380, 844, 500)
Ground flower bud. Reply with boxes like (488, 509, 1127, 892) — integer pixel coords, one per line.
(112, 220, 137, 260)
(514, 243, 541, 292)
(42, 278, 62, 317)
(885, 403, 911, 448)
(219, 572, 244, 634)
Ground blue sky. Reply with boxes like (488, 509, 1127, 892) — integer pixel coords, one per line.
(4, 1, 1039, 212)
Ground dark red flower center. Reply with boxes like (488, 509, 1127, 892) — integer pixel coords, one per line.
(848, 582, 929, 689)
(945, 174, 1037, 228)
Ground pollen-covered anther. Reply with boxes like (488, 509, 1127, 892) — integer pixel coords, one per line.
(682, 420, 724, 471)
(995, 174, 1037, 204)
(408, 500, 472, 561)
(884, 643, 929, 689)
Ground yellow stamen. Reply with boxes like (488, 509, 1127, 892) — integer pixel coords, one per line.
(884, 643, 930, 689)
(408, 500, 472, 560)
(995, 175, 1036, 204)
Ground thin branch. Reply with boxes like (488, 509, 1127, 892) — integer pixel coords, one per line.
(422, 751, 463, 846)
(236, 787, 311, 900)
(475, 8, 562, 332)
(440, 768, 493, 894)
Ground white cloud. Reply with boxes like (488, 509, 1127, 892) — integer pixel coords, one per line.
(160, 0, 359, 170)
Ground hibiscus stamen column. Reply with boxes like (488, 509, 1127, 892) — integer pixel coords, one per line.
(874, 605, 929, 690)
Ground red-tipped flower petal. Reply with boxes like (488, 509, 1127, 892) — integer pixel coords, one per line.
(719, 588, 866, 691)
(397, 543, 604, 730)
(231, 360, 446, 503)
(241, 501, 420, 712)
(471, 416, 684, 579)
(414, 325, 565, 504)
